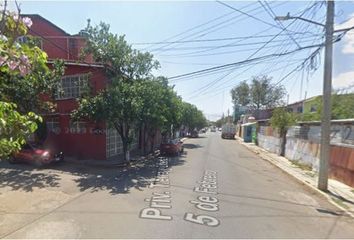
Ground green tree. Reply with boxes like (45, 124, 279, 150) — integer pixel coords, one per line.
(74, 20, 160, 162)
(270, 107, 296, 156)
(137, 77, 182, 153)
(231, 80, 250, 107)
(81, 20, 159, 80)
(0, 8, 64, 114)
(215, 116, 233, 128)
(250, 75, 286, 112)
(0, 102, 41, 158)
(0, 4, 63, 157)
(180, 102, 207, 132)
(230, 76, 286, 119)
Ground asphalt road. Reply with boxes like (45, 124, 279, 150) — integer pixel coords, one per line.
(4, 131, 354, 238)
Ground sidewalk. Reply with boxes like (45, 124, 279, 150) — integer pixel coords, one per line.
(64, 150, 159, 168)
(64, 137, 189, 168)
(236, 136, 354, 217)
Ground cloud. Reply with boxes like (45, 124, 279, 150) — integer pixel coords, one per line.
(333, 71, 354, 88)
(335, 13, 354, 54)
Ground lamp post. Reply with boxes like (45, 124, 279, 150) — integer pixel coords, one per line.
(275, 1, 334, 191)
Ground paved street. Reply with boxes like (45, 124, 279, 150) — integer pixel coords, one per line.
(2, 131, 354, 238)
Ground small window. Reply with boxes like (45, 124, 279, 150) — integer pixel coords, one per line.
(17, 36, 43, 49)
(310, 105, 317, 112)
(106, 128, 123, 157)
(46, 118, 61, 134)
(55, 74, 89, 100)
(69, 38, 76, 49)
(69, 121, 86, 134)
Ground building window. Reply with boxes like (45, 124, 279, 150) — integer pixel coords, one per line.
(55, 74, 89, 100)
(310, 105, 317, 112)
(17, 36, 43, 49)
(46, 118, 61, 134)
(106, 128, 123, 158)
(69, 121, 86, 134)
(297, 106, 303, 113)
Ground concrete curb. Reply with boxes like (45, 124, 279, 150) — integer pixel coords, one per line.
(236, 137, 354, 218)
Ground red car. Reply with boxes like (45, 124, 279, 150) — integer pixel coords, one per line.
(8, 143, 64, 167)
(160, 139, 184, 156)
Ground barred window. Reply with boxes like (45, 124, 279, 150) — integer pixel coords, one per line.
(46, 118, 61, 134)
(106, 128, 123, 158)
(69, 121, 86, 134)
(55, 74, 88, 100)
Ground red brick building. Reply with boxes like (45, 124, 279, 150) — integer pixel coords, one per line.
(24, 14, 139, 160)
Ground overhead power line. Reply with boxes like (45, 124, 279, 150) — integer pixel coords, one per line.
(216, 0, 288, 31)
(149, 35, 319, 52)
(259, 0, 301, 48)
(157, 36, 321, 57)
(141, 2, 257, 51)
(151, 1, 288, 53)
(147, 2, 258, 52)
(168, 43, 324, 81)
(161, 2, 321, 58)
(132, 32, 320, 45)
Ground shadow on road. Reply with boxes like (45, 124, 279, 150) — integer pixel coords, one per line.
(183, 143, 203, 149)
(73, 154, 187, 194)
(0, 162, 61, 191)
(0, 153, 187, 195)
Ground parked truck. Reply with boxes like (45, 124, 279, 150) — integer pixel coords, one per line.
(221, 123, 236, 139)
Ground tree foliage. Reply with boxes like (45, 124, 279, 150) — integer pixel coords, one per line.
(270, 107, 296, 156)
(0, 7, 64, 114)
(214, 116, 233, 128)
(0, 102, 41, 158)
(231, 80, 250, 107)
(270, 107, 296, 134)
(249, 76, 286, 110)
(81, 20, 159, 79)
(0, 4, 62, 157)
(230, 75, 286, 118)
(180, 102, 207, 131)
(74, 21, 200, 160)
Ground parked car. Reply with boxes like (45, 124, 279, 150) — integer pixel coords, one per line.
(8, 143, 64, 167)
(189, 130, 199, 138)
(221, 123, 236, 139)
(160, 139, 184, 156)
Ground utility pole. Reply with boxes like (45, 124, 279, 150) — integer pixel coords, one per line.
(275, 0, 335, 191)
(318, 0, 334, 191)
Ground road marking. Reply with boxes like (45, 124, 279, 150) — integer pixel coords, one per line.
(140, 208, 172, 220)
(139, 157, 173, 221)
(184, 170, 221, 227)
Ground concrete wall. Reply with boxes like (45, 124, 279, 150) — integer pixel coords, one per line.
(257, 122, 354, 187)
(285, 136, 320, 170)
(258, 126, 281, 155)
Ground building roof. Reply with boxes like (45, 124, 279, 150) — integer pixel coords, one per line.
(47, 60, 104, 68)
(21, 14, 70, 36)
(298, 118, 354, 125)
